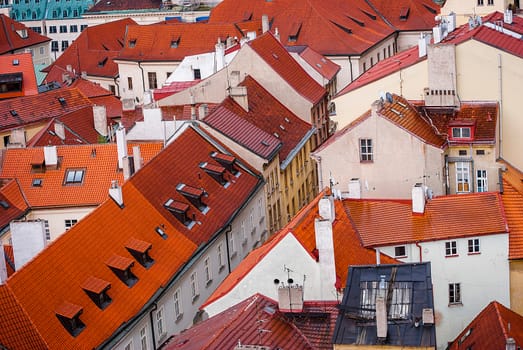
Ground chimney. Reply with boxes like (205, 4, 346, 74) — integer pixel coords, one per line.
(122, 156, 132, 180)
(0, 245, 7, 284)
(447, 12, 456, 32)
(132, 146, 143, 173)
(348, 178, 361, 199)
(412, 183, 426, 214)
(10, 220, 47, 271)
(93, 105, 108, 137)
(229, 86, 248, 112)
(190, 94, 197, 120)
(314, 218, 337, 298)
(198, 104, 209, 120)
(44, 145, 58, 168)
(10, 128, 26, 148)
(215, 38, 225, 71)
(418, 33, 429, 58)
(376, 275, 388, 339)
(81, 71, 87, 79)
(262, 14, 269, 33)
(318, 195, 335, 222)
(433, 25, 442, 44)
(116, 126, 127, 169)
(504, 9, 513, 25)
(506, 338, 516, 350)
(109, 180, 123, 207)
(66, 64, 72, 72)
(54, 122, 66, 140)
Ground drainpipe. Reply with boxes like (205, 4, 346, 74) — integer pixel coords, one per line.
(310, 154, 323, 191)
(224, 224, 232, 274)
(498, 54, 503, 159)
(148, 302, 158, 350)
(415, 242, 423, 263)
(138, 61, 146, 103)
(348, 56, 354, 83)
(444, 155, 450, 195)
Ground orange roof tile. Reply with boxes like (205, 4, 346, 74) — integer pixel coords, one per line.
(501, 161, 523, 260)
(344, 192, 507, 247)
(0, 178, 28, 230)
(117, 23, 244, 62)
(81, 276, 111, 294)
(87, 0, 162, 12)
(247, 32, 327, 104)
(0, 15, 50, 55)
(0, 143, 163, 208)
(447, 301, 523, 350)
(0, 53, 38, 98)
(369, 0, 439, 31)
(289, 45, 341, 81)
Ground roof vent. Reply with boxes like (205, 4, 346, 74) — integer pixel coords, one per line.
(12, 59, 19, 66)
(177, 183, 209, 213)
(125, 238, 154, 268)
(55, 302, 85, 337)
(81, 276, 112, 310)
(164, 199, 195, 228)
(105, 255, 138, 287)
(199, 162, 228, 186)
(210, 151, 239, 176)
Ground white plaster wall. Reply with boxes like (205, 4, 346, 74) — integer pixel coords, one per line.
(441, 0, 509, 25)
(378, 233, 510, 349)
(314, 113, 445, 199)
(25, 206, 94, 241)
(84, 11, 210, 27)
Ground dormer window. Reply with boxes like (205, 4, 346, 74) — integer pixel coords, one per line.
(210, 151, 239, 176)
(200, 162, 228, 187)
(170, 36, 180, 48)
(452, 127, 471, 139)
(129, 39, 137, 48)
(126, 238, 154, 268)
(81, 276, 112, 310)
(105, 255, 138, 287)
(176, 183, 209, 213)
(55, 301, 85, 337)
(165, 199, 195, 228)
(288, 22, 302, 42)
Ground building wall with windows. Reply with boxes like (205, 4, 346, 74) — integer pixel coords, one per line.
(441, 0, 511, 25)
(377, 233, 510, 348)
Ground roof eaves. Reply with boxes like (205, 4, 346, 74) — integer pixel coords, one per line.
(280, 127, 316, 170)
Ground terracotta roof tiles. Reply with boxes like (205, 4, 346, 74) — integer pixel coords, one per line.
(0, 178, 28, 230)
(0, 53, 38, 98)
(0, 15, 50, 55)
(501, 162, 523, 260)
(87, 0, 162, 12)
(288, 45, 341, 81)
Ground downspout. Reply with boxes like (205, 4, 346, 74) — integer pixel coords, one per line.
(310, 154, 323, 191)
(138, 61, 146, 103)
(415, 242, 423, 263)
(498, 54, 503, 159)
(348, 56, 354, 83)
(148, 303, 158, 350)
(444, 154, 450, 195)
(224, 224, 232, 274)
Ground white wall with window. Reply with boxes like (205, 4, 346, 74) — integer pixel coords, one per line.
(376, 232, 509, 349)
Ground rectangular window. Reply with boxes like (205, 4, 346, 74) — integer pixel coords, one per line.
(81, 24, 88, 31)
(204, 257, 211, 284)
(65, 219, 77, 231)
(477, 0, 484, 5)
(449, 283, 461, 304)
(65, 169, 84, 184)
(70, 25, 78, 32)
(59, 25, 67, 33)
(190, 272, 199, 300)
(140, 326, 147, 350)
(31, 26, 42, 33)
(61, 40, 69, 51)
(40, 47, 44, 55)
(468, 238, 480, 254)
(51, 41, 59, 52)
(241, 220, 246, 245)
(487, 0, 493, 4)
(127, 77, 133, 90)
(452, 127, 471, 139)
(217, 243, 225, 268)
(229, 233, 236, 256)
(174, 288, 182, 319)
(394, 246, 406, 257)
(359, 138, 373, 162)
(456, 162, 470, 192)
(445, 241, 457, 256)
(147, 72, 157, 89)
(363, 62, 366, 72)
(109, 85, 116, 94)
(124, 341, 132, 350)
(389, 282, 412, 319)
(156, 307, 165, 337)
(49, 26, 57, 33)
(458, 150, 467, 156)
(477, 170, 487, 192)
(44, 220, 50, 240)
(193, 69, 201, 80)
(476, 149, 485, 155)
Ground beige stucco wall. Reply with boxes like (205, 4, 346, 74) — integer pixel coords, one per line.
(441, 0, 511, 25)
(0, 124, 46, 150)
(314, 112, 444, 199)
(510, 260, 523, 315)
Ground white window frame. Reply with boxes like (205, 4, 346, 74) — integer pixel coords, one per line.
(452, 127, 471, 138)
(65, 219, 77, 231)
(477, 169, 487, 192)
(359, 138, 373, 162)
(173, 288, 182, 319)
(124, 340, 132, 350)
(468, 238, 480, 254)
(204, 256, 212, 285)
(190, 272, 199, 301)
(156, 307, 165, 338)
(449, 283, 461, 304)
(140, 326, 147, 350)
(217, 243, 225, 269)
(456, 162, 470, 193)
(445, 240, 457, 256)
(394, 245, 407, 258)
(229, 233, 236, 257)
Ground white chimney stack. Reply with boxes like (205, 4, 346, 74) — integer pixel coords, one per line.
(109, 180, 123, 207)
(348, 178, 361, 199)
(44, 145, 58, 168)
(10, 220, 47, 271)
(229, 86, 248, 112)
(54, 122, 66, 140)
(412, 183, 426, 214)
(0, 245, 8, 284)
(318, 196, 335, 222)
(262, 14, 269, 33)
(418, 33, 430, 58)
(215, 39, 225, 71)
(133, 146, 143, 173)
(504, 9, 513, 24)
(116, 126, 127, 169)
(122, 156, 132, 180)
(93, 105, 108, 137)
(314, 218, 337, 299)
(433, 25, 442, 44)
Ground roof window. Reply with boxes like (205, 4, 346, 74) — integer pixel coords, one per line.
(32, 178, 43, 187)
(105, 255, 138, 287)
(58, 97, 67, 107)
(170, 36, 180, 48)
(9, 110, 18, 117)
(177, 183, 209, 213)
(55, 301, 85, 337)
(81, 276, 112, 310)
(0, 200, 9, 209)
(199, 162, 228, 187)
(210, 151, 239, 176)
(288, 22, 302, 42)
(129, 39, 137, 48)
(399, 7, 410, 20)
(98, 57, 108, 67)
(64, 169, 85, 185)
(125, 237, 154, 268)
(165, 199, 195, 228)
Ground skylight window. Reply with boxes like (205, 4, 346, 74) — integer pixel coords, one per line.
(65, 169, 85, 184)
(170, 36, 180, 48)
(129, 39, 137, 48)
(32, 178, 43, 187)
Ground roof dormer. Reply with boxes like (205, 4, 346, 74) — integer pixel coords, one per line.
(55, 301, 85, 337)
(81, 276, 112, 310)
(176, 183, 209, 213)
(200, 162, 228, 187)
(210, 151, 239, 176)
(105, 255, 138, 287)
(164, 199, 195, 228)
(448, 120, 476, 143)
(125, 237, 154, 268)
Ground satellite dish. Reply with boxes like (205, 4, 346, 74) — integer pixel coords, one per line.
(385, 92, 393, 103)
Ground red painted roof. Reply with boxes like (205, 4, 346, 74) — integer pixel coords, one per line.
(344, 192, 507, 247)
(0, 125, 262, 349)
(87, 0, 162, 12)
(0, 87, 92, 131)
(0, 178, 28, 230)
(117, 23, 244, 62)
(0, 53, 38, 98)
(0, 15, 50, 55)
(369, 0, 439, 31)
(153, 80, 200, 101)
(501, 161, 523, 260)
(0, 143, 162, 208)
(166, 293, 339, 350)
(289, 45, 341, 81)
(447, 301, 523, 350)
(209, 0, 433, 56)
(43, 19, 135, 82)
(247, 32, 327, 104)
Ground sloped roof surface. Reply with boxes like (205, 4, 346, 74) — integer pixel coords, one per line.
(447, 301, 523, 350)
(43, 19, 135, 82)
(344, 192, 507, 247)
(288, 45, 340, 81)
(87, 0, 162, 12)
(0, 125, 262, 349)
(165, 293, 338, 350)
(0, 143, 162, 208)
(369, 0, 439, 31)
(0, 15, 50, 54)
(0, 53, 38, 98)
(117, 23, 243, 61)
(247, 32, 326, 104)
(501, 162, 523, 260)
(0, 178, 28, 230)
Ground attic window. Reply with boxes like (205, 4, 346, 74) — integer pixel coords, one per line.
(64, 169, 85, 185)
(32, 178, 43, 187)
(81, 276, 112, 310)
(105, 255, 138, 287)
(242, 11, 252, 21)
(348, 16, 365, 27)
(288, 22, 302, 42)
(129, 39, 137, 48)
(451, 127, 472, 140)
(210, 151, 239, 176)
(155, 226, 168, 239)
(399, 7, 410, 20)
(261, 140, 270, 147)
(199, 162, 228, 187)
(331, 21, 352, 34)
(0, 201, 9, 209)
(0, 73, 23, 94)
(98, 57, 108, 67)
(170, 36, 180, 48)
(16, 29, 28, 38)
(55, 301, 85, 337)
(125, 238, 154, 268)
(177, 183, 209, 213)
(165, 199, 194, 228)
(12, 59, 19, 66)
(9, 110, 18, 117)
(58, 97, 67, 107)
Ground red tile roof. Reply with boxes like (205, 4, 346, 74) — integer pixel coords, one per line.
(0, 125, 263, 349)
(117, 23, 244, 62)
(43, 19, 135, 83)
(0, 87, 92, 131)
(0, 53, 38, 98)
(288, 45, 341, 81)
(0, 143, 162, 208)
(153, 80, 200, 101)
(344, 192, 507, 247)
(369, 0, 439, 31)
(247, 32, 327, 104)
(87, 0, 162, 12)
(0, 15, 50, 55)
(447, 301, 523, 350)
(66, 77, 123, 119)
(165, 293, 339, 350)
(501, 161, 523, 260)
(0, 178, 28, 230)
(3, 244, 15, 277)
